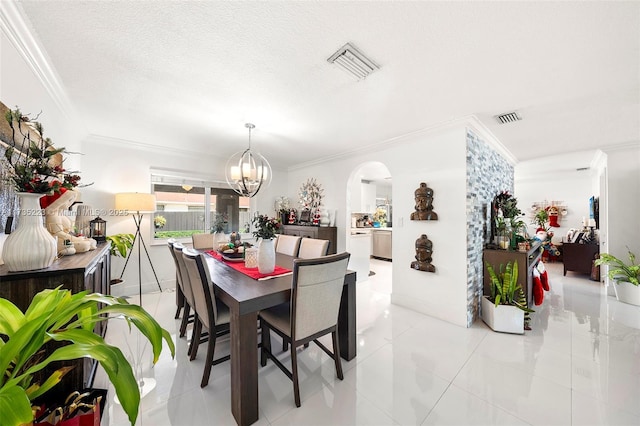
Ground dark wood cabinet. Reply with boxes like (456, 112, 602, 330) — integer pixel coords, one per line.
(483, 242, 543, 307)
(281, 225, 337, 255)
(0, 243, 111, 402)
(562, 242, 599, 276)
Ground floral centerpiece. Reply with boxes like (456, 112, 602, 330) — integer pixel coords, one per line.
(252, 214, 280, 240)
(274, 196, 290, 223)
(2, 107, 83, 194)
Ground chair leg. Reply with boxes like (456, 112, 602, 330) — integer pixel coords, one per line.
(174, 286, 184, 319)
(331, 329, 343, 380)
(179, 303, 191, 338)
(260, 320, 271, 367)
(291, 344, 301, 408)
(201, 328, 216, 387)
(189, 316, 201, 360)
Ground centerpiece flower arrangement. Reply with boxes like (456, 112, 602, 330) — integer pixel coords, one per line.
(252, 214, 280, 240)
(2, 107, 84, 194)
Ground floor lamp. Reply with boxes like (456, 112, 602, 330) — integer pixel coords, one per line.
(114, 192, 162, 300)
(114, 192, 160, 399)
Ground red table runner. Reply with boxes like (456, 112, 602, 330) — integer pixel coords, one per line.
(205, 250, 292, 280)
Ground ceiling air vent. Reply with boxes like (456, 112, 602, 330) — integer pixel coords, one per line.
(494, 111, 522, 124)
(327, 43, 379, 80)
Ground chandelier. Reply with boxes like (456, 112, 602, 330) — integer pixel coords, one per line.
(225, 123, 272, 198)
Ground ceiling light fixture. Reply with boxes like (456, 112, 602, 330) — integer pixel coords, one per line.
(327, 42, 379, 80)
(225, 123, 272, 198)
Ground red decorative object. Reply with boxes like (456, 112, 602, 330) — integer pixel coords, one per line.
(205, 250, 292, 280)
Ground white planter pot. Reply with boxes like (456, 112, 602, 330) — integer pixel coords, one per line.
(481, 296, 524, 334)
(2, 192, 57, 272)
(614, 280, 640, 306)
(257, 238, 275, 274)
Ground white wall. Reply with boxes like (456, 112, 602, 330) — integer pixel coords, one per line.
(286, 124, 470, 327)
(515, 152, 597, 245)
(602, 144, 640, 268)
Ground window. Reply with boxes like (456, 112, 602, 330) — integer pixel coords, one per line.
(151, 178, 251, 240)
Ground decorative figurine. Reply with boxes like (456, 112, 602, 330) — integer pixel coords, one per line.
(410, 234, 435, 272)
(410, 182, 438, 220)
(288, 208, 297, 224)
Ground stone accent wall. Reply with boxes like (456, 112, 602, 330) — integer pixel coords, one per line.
(466, 130, 513, 326)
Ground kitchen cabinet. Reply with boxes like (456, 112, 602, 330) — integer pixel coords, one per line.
(0, 243, 111, 404)
(281, 225, 337, 254)
(372, 230, 392, 260)
(483, 242, 542, 308)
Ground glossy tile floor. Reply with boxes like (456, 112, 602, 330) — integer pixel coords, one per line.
(97, 259, 640, 425)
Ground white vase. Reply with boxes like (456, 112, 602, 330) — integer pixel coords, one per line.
(614, 280, 640, 306)
(3, 192, 57, 272)
(258, 238, 275, 274)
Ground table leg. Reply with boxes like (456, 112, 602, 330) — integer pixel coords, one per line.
(338, 276, 357, 361)
(230, 310, 259, 426)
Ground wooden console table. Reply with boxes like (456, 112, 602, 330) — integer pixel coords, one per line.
(483, 242, 543, 307)
(280, 225, 337, 254)
(562, 242, 599, 276)
(0, 243, 111, 403)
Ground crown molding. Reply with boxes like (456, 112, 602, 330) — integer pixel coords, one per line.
(288, 115, 517, 171)
(0, 1, 75, 120)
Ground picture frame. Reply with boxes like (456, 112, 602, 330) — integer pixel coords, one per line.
(299, 209, 311, 223)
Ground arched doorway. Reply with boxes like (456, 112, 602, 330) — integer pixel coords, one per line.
(346, 161, 392, 284)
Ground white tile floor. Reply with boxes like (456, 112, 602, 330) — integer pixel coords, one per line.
(97, 258, 640, 426)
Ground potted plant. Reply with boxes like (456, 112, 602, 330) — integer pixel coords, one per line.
(105, 233, 134, 286)
(0, 287, 175, 426)
(482, 261, 534, 334)
(594, 249, 640, 306)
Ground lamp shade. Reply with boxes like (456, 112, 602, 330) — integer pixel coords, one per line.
(115, 193, 156, 213)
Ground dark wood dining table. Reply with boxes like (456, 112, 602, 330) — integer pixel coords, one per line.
(201, 251, 357, 426)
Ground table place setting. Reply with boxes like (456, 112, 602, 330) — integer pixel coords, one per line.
(204, 250, 292, 280)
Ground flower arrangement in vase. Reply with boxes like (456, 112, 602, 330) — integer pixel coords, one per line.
(252, 214, 280, 240)
(252, 214, 280, 274)
(1, 107, 88, 271)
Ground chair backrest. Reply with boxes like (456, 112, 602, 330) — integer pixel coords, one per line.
(167, 239, 184, 292)
(290, 252, 351, 340)
(276, 235, 302, 256)
(182, 248, 219, 330)
(172, 242, 195, 307)
(297, 238, 330, 259)
(192, 233, 214, 250)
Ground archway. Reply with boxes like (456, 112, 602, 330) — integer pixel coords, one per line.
(346, 161, 392, 284)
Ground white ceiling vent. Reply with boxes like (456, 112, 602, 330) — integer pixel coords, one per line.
(327, 43, 379, 80)
(495, 111, 522, 124)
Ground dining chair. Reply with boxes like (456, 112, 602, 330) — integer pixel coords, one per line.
(275, 234, 302, 256)
(182, 248, 231, 387)
(192, 232, 214, 250)
(259, 252, 351, 407)
(170, 242, 195, 339)
(297, 238, 330, 259)
(167, 239, 184, 319)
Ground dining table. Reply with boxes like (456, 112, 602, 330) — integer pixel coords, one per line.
(201, 251, 357, 426)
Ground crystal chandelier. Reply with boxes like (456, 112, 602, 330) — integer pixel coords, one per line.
(225, 123, 272, 198)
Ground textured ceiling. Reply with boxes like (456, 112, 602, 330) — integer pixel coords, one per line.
(8, 1, 640, 175)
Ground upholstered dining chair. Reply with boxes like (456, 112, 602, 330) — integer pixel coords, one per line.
(275, 234, 302, 256)
(259, 252, 351, 407)
(167, 239, 184, 319)
(182, 248, 231, 387)
(297, 238, 330, 259)
(170, 242, 195, 339)
(192, 232, 214, 250)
